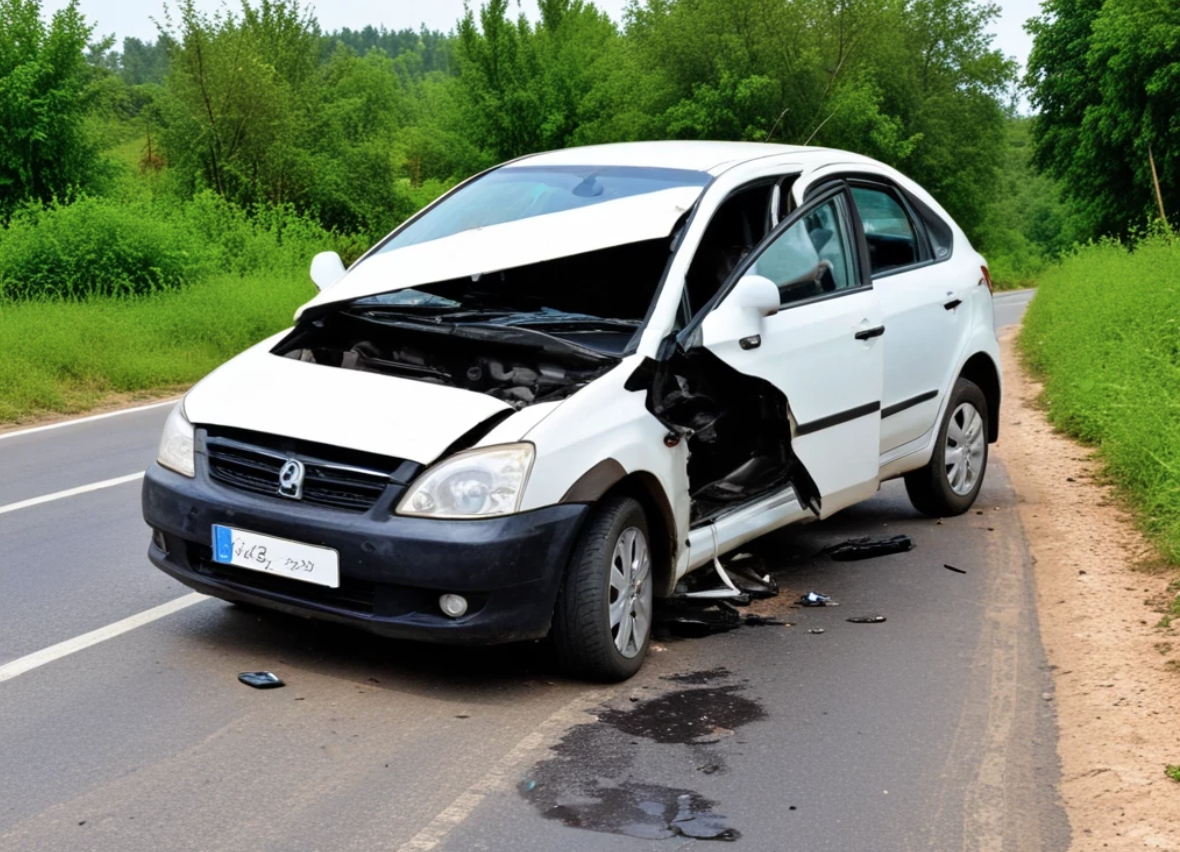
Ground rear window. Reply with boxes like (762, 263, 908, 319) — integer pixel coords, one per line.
(377, 165, 711, 253)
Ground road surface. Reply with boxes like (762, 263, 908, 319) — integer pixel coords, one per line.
(0, 290, 1063, 851)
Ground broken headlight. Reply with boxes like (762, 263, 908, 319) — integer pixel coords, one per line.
(397, 443, 535, 519)
(156, 401, 196, 478)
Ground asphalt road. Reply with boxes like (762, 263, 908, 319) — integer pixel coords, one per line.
(0, 289, 1060, 851)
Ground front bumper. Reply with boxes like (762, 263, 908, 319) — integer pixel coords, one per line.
(142, 463, 588, 644)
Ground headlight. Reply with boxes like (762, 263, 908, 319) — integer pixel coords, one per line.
(157, 401, 195, 478)
(397, 443, 535, 518)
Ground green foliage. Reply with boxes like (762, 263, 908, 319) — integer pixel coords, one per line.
(0, 0, 104, 214)
(1020, 234, 1180, 563)
(1025, 0, 1180, 239)
(0, 192, 363, 300)
(976, 118, 1080, 287)
(1167, 765, 1180, 782)
(0, 270, 313, 422)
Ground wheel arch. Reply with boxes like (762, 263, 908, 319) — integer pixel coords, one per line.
(561, 462, 678, 600)
(958, 352, 1001, 443)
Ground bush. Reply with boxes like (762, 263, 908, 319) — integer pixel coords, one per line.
(1020, 234, 1180, 561)
(0, 196, 213, 299)
(0, 192, 368, 301)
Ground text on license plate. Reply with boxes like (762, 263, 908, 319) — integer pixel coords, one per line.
(212, 525, 340, 588)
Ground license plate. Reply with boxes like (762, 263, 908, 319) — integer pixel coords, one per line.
(212, 525, 340, 588)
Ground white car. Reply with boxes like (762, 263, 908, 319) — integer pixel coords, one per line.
(143, 141, 1001, 681)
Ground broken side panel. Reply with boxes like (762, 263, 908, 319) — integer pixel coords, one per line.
(637, 344, 821, 526)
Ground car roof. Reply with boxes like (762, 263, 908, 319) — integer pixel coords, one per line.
(510, 141, 863, 175)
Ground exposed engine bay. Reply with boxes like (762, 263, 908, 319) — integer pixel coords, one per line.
(638, 345, 821, 526)
(273, 310, 621, 409)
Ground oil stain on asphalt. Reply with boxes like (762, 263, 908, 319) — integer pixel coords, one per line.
(520, 669, 766, 841)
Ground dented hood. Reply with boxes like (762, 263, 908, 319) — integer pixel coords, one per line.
(296, 186, 702, 317)
(184, 334, 512, 465)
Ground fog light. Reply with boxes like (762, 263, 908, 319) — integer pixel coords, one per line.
(439, 594, 468, 618)
(152, 529, 168, 554)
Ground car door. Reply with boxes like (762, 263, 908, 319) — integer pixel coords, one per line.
(841, 179, 971, 456)
(699, 184, 885, 516)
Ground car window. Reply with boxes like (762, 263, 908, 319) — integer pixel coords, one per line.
(377, 166, 711, 253)
(849, 186, 919, 275)
(748, 195, 858, 306)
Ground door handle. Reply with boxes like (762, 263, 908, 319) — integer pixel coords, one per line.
(854, 325, 886, 341)
(944, 298, 962, 311)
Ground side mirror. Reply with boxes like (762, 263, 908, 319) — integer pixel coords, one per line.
(701, 274, 780, 348)
(310, 251, 347, 291)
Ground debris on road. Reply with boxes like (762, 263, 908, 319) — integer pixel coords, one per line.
(237, 671, 284, 689)
(846, 616, 887, 624)
(943, 564, 967, 574)
(797, 591, 838, 606)
(820, 535, 914, 561)
(808, 628, 825, 634)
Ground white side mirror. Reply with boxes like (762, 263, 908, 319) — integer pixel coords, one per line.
(701, 274, 780, 348)
(310, 251, 347, 291)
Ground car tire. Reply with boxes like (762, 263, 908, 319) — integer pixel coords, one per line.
(552, 495, 653, 682)
(904, 378, 990, 517)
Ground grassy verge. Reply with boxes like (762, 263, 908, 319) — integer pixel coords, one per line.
(1019, 234, 1180, 563)
(0, 273, 313, 424)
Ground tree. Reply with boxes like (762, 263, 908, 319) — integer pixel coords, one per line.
(1025, 0, 1180, 237)
(0, 0, 102, 214)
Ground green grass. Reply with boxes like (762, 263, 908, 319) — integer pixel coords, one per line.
(1020, 234, 1180, 564)
(0, 273, 314, 423)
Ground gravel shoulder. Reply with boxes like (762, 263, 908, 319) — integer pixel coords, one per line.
(997, 327, 1180, 851)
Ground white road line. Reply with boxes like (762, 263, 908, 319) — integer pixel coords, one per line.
(0, 399, 177, 442)
(0, 472, 145, 517)
(0, 592, 207, 685)
(392, 689, 609, 852)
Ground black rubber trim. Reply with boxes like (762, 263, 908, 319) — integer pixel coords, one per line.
(795, 401, 881, 436)
(854, 325, 886, 340)
(882, 390, 938, 419)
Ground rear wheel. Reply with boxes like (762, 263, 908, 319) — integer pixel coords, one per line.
(552, 495, 653, 682)
(905, 378, 989, 517)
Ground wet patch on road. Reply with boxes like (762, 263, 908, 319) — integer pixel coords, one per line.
(520, 671, 765, 842)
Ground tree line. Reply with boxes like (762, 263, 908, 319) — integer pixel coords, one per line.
(4, 0, 1169, 282)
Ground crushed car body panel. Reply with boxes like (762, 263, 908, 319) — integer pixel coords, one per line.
(183, 333, 514, 465)
(297, 186, 704, 318)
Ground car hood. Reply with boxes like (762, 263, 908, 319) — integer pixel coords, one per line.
(296, 186, 703, 317)
(184, 334, 514, 465)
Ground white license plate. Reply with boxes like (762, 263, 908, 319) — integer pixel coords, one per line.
(212, 525, 340, 588)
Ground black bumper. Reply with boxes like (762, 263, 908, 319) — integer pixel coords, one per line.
(142, 464, 588, 644)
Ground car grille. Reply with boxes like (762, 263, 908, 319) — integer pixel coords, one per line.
(202, 428, 416, 513)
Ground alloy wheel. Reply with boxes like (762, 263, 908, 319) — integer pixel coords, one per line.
(945, 402, 986, 496)
(609, 526, 652, 659)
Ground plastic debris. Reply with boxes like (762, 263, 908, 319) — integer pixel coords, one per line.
(943, 564, 967, 574)
(797, 592, 838, 607)
(807, 628, 825, 634)
(741, 614, 789, 626)
(820, 535, 914, 561)
(238, 671, 284, 689)
(846, 616, 887, 624)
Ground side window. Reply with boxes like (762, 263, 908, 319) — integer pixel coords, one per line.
(850, 186, 919, 275)
(749, 195, 858, 307)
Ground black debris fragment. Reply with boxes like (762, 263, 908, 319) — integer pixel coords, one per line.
(943, 564, 967, 574)
(797, 592, 838, 607)
(846, 616, 887, 624)
(741, 614, 789, 626)
(820, 535, 914, 561)
(238, 671, 284, 689)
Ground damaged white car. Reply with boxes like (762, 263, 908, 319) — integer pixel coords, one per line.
(143, 141, 1001, 680)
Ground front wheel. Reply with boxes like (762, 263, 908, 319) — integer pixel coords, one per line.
(552, 495, 653, 682)
(905, 378, 989, 517)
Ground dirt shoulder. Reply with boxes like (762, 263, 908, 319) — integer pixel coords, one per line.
(0, 388, 186, 436)
(997, 328, 1180, 851)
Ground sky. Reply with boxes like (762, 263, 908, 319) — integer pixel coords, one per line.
(48, 0, 1041, 76)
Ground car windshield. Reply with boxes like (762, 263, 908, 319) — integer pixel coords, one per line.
(375, 165, 711, 253)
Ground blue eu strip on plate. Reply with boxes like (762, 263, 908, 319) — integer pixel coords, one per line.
(213, 525, 234, 563)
